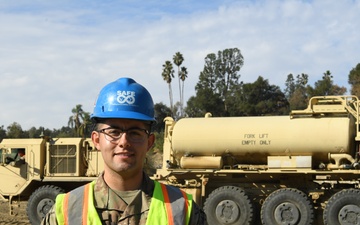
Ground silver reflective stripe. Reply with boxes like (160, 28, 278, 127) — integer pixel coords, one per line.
(163, 184, 187, 225)
(66, 185, 86, 224)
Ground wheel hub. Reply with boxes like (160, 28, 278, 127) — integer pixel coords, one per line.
(274, 202, 300, 225)
(37, 198, 55, 218)
(338, 204, 360, 225)
(215, 200, 240, 224)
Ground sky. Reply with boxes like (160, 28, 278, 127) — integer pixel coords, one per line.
(1, 0, 359, 130)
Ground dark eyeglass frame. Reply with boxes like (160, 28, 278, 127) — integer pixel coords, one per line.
(97, 127, 150, 143)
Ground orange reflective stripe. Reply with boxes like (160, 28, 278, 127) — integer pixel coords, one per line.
(181, 190, 189, 223)
(160, 183, 174, 225)
(83, 184, 90, 225)
(55, 182, 101, 225)
(63, 193, 70, 225)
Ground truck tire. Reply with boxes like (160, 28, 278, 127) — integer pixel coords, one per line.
(261, 188, 314, 225)
(323, 188, 360, 225)
(26, 185, 64, 225)
(204, 186, 253, 225)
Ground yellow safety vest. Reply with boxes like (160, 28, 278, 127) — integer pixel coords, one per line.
(55, 180, 192, 225)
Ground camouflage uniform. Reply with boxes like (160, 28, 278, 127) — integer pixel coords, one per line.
(41, 172, 207, 225)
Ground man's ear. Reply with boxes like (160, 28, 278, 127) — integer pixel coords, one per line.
(147, 133, 155, 152)
(91, 131, 101, 150)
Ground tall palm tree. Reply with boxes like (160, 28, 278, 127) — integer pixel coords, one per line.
(162, 60, 175, 116)
(68, 104, 85, 137)
(173, 52, 184, 104)
(78, 112, 91, 138)
(179, 66, 188, 117)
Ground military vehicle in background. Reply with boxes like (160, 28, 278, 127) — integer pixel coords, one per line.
(0, 137, 103, 224)
(3, 95, 360, 225)
(153, 95, 360, 225)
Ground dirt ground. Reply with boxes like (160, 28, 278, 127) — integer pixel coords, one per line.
(0, 201, 30, 225)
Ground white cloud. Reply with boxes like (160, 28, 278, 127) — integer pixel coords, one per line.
(0, 0, 359, 130)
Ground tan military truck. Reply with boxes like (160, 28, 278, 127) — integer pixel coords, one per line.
(3, 95, 360, 225)
(0, 136, 103, 225)
(153, 95, 360, 225)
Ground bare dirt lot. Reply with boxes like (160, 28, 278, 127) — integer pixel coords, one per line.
(0, 201, 30, 225)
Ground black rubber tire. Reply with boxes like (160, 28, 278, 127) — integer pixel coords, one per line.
(204, 186, 254, 225)
(323, 188, 360, 225)
(26, 185, 64, 225)
(261, 188, 314, 225)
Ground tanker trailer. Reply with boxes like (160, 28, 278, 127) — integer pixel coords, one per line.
(171, 116, 355, 168)
(153, 95, 360, 225)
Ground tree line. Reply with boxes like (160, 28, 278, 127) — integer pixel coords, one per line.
(164, 48, 360, 119)
(0, 104, 93, 141)
(1, 48, 360, 141)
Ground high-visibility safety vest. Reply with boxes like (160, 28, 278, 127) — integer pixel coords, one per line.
(55, 180, 193, 225)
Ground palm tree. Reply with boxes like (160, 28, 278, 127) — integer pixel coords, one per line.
(322, 70, 333, 96)
(179, 66, 188, 117)
(162, 60, 175, 116)
(68, 104, 85, 137)
(173, 52, 184, 103)
(78, 112, 91, 138)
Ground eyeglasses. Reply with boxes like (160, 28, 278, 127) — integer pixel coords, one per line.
(97, 127, 150, 143)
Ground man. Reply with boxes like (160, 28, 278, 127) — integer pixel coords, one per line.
(41, 77, 207, 225)
(12, 149, 26, 166)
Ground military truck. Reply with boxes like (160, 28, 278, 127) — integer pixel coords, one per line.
(153, 95, 360, 225)
(3, 95, 360, 225)
(0, 136, 103, 224)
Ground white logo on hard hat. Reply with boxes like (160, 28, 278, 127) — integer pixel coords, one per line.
(117, 91, 136, 104)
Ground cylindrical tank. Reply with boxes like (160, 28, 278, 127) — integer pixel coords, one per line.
(171, 116, 356, 165)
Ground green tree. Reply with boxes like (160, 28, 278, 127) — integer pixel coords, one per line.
(173, 52, 184, 106)
(186, 70, 224, 117)
(78, 112, 91, 138)
(289, 73, 309, 110)
(348, 63, 360, 97)
(55, 126, 74, 137)
(68, 104, 86, 137)
(7, 122, 25, 138)
(284, 73, 295, 100)
(0, 125, 6, 141)
(188, 48, 244, 116)
(28, 126, 46, 138)
(307, 70, 333, 96)
(161, 60, 175, 116)
(169, 52, 188, 118)
(178, 66, 188, 117)
(307, 70, 346, 97)
(153, 102, 172, 132)
(215, 48, 244, 113)
(235, 76, 288, 116)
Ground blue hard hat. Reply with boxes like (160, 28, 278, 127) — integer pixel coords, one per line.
(91, 77, 155, 122)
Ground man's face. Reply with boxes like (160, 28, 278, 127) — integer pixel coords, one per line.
(91, 118, 154, 177)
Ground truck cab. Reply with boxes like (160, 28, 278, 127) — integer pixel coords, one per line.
(0, 136, 104, 225)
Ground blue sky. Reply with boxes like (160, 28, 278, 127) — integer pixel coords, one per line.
(1, 0, 359, 130)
